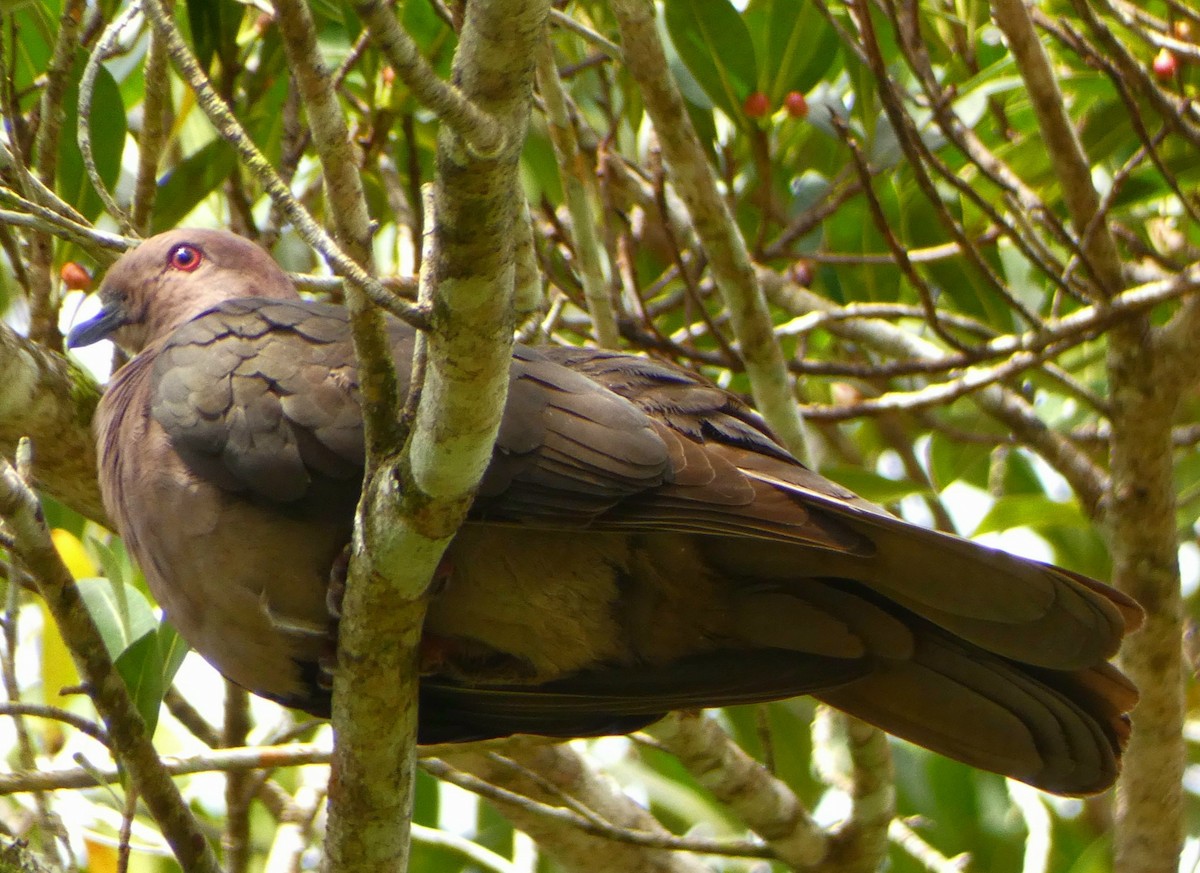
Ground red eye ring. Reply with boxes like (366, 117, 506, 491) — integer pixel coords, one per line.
(168, 244, 203, 272)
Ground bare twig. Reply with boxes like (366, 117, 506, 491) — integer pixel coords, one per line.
(536, 41, 620, 347)
(433, 752, 742, 867)
(131, 16, 171, 234)
(78, 3, 140, 232)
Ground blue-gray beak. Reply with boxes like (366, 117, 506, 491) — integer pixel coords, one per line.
(66, 300, 127, 349)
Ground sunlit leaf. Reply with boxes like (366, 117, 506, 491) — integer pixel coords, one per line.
(51, 528, 96, 579)
(75, 577, 158, 659)
(971, 494, 1089, 537)
(822, 466, 928, 505)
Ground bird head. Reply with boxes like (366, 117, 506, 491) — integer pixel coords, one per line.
(67, 229, 301, 354)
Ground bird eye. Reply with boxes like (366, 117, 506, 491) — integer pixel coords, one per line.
(167, 244, 202, 272)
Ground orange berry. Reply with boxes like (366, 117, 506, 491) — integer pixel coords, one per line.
(789, 260, 814, 287)
(59, 261, 91, 291)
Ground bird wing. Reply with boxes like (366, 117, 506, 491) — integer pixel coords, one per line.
(482, 346, 1140, 671)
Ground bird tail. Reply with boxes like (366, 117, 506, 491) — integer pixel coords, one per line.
(814, 618, 1135, 795)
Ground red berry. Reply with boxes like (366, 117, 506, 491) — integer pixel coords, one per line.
(784, 91, 808, 119)
(59, 262, 91, 291)
(742, 91, 770, 118)
(1153, 47, 1177, 80)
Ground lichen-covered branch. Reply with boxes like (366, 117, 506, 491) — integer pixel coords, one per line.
(320, 0, 552, 869)
(0, 323, 105, 524)
(649, 712, 830, 867)
(992, 4, 1184, 871)
(443, 748, 714, 873)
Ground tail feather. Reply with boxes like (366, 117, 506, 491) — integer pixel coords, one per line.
(722, 464, 1140, 672)
(721, 579, 1130, 795)
(816, 626, 1126, 795)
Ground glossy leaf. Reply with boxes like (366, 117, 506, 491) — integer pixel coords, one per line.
(745, 0, 839, 100)
(971, 494, 1090, 537)
(185, 0, 244, 73)
(150, 139, 238, 233)
(57, 53, 127, 223)
(664, 0, 757, 120)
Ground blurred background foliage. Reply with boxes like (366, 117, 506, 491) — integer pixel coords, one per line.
(0, 0, 1198, 871)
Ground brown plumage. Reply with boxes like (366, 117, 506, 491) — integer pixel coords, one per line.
(69, 229, 1142, 795)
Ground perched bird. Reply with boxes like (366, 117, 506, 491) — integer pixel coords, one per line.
(68, 229, 1141, 795)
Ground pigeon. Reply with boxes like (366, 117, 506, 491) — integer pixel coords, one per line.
(67, 228, 1141, 795)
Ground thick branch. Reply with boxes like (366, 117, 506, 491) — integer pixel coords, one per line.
(325, 0, 552, 870)
(0, 323, 105, 524)
(649, 712, 829, 867)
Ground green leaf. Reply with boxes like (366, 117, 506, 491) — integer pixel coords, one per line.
(821, 466, 928, 505)
(114, 622, 188, 737)
(997, 449, 1044, 495)
(150, 139, 238, 233)
(745, 0, 839, 100)
(185, 0, 244, 73)
(75, 577, 158, 658)
(114, 631, 165, 735)
(157, 622, 189, 689)
(76, 578, 185, 736)
(928, 431, 992, 491)
(57, 52, 127, 222)
(9, 3, 57, 98)
(664, 0, 757, 120)
(971, 494, 1089, 537)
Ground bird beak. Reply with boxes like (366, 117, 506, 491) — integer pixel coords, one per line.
(66, 297, 128, 349)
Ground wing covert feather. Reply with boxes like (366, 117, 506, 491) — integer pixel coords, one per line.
(151, 299, 367, 504)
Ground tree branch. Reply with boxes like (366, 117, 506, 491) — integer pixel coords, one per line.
(0, 322, 106, 524)
(608, 0, 812, 463)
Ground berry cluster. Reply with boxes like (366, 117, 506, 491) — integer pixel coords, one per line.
(742, 90, 808, 120)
